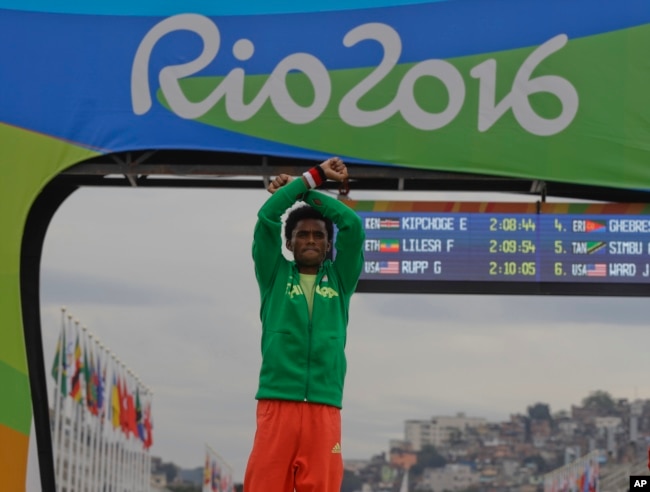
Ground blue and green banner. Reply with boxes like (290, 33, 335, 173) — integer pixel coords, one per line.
(2, 1, 650, 189)
(2, 1, 650, 490)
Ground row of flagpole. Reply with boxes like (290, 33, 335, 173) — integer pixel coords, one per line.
(203, 443, 235, 492)
(50, 307, 154, 492)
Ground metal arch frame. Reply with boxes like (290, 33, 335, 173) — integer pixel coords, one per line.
(55, 149, 650, 203)
(24, 148, 650, 491)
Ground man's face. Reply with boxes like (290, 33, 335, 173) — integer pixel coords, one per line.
(287, 218, 331, 271)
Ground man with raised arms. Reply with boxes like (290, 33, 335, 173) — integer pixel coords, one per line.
(245, 157, 365, 492)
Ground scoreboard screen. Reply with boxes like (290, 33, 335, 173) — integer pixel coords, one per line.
(346, 201, 650, 296)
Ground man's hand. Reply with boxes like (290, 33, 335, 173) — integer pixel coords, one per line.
(319, 157, 348, 182)
(267, 173, 293, 194)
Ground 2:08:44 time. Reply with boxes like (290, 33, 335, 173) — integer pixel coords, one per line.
(489, 261, 536, 276)
(489, 217, 536, 232)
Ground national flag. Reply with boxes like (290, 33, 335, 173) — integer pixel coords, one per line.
(585, 220, 606, 232)
(379, 218, 400, 229)
(120, 378, 131, 435)
(96, 356, 105, 419)
(582, 463, 591, 492)
(211, 459, 220, 492)
(136, 388, 145, 442)
(379, 239, 400, 253)
(204, 452, 211, 486)
(84, 345, 98, 415)
(91, 364, 100, 415)
(127, 389, 138, 437)
(586, 264, 607, 277)
(69, 335, 83, 403)
(379, 261, 400, 274)
(586, 241, 606, 254)
(111, 374, 121, 429)
(588, 461, 599, 492)
(144, 400, 153, 449)
(51, 329, 68, 396)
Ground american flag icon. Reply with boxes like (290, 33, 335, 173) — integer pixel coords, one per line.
(379, 261, 400, 274)
(586, 264, 607, 277)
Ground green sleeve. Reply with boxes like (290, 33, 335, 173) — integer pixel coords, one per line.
(252, 178, 309, 288)
(303, 189, 365, 295)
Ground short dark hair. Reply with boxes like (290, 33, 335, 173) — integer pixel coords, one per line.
(285, 205, 333, 242)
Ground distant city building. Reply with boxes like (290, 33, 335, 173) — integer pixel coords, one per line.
(388, 439, 412, 452)
(594, 416, 622, 430)
(151, 471, 167, 488)
(416, 464, 479, 491)
(343, 459, 370, 473)
(558, 420, 578, 436)
(389, 448, 417, 470)
(405, 412, 486, 451)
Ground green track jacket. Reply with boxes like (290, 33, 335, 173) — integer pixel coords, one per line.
(252, 178, 365, 408)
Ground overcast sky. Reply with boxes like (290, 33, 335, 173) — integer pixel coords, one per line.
(38, 183, 650, 482)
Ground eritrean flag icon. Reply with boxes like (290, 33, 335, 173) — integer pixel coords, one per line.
(585, 220, 606, 232)
(379, 239, 400, 253)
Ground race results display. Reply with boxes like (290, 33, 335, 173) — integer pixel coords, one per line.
(346, 201, 650, 296)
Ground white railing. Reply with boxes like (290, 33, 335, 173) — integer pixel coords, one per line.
(542, 449, 603, 492)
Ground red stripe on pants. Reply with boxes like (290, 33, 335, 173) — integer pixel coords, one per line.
(244, 400, 343, 492)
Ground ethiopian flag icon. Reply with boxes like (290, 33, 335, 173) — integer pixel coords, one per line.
(379, 239, 400, 253)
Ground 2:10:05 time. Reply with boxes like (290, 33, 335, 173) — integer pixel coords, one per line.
(489, 239, 536, 254)
(489, 261, 536, 276)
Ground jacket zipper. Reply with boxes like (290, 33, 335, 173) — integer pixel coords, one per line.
(303, 266, 323, 402)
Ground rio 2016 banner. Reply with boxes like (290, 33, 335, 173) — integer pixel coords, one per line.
(1, 0, 650, 190)
(1, 1, 650, 491)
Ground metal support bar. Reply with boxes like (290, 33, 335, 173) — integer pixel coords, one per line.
(262, 155, 270, 190)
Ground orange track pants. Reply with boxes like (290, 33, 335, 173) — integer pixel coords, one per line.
(244, 399, 343, 492)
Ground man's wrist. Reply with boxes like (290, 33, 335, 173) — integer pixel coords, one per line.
(302, 166, 327, 189)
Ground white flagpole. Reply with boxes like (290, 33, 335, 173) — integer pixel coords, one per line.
(52, 306, 67, 492)
(88, 335, 99, 492)
(74, 322, 88, 492)
(127, 369, 136, 492)
(85, 329, 100, 492)
(134, 377, 142, 492)
(142, 384, 151, 492)
(79, 326, 93, 492)
(121, 365, 130, 492)
(135, 382, 147, 492)
(110, 352, 122, 492)
(139, 383, 145, 492)
(94, 341, 109, 492)
(123, 368, 131, 492)
(117, 359, 128, 492)
(145, 389, 153, 492)
(62, 314, 77, 492)
(104, 352, 115, 492)
(110, 354, 122, 492)
(202, 444, 210, 492)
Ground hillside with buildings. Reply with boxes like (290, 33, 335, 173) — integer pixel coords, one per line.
(341, 390, 649, 492)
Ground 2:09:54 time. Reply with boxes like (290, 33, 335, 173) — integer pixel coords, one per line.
(489, 261, 536, 276)
(489, 239, 536, 254)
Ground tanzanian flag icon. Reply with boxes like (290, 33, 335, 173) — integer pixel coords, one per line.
(587, 241, 606, 254)
(379, 239, 400, 253)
